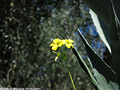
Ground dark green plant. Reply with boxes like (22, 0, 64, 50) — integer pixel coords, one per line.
(82, 0, 120, 87)
(69, 0, 120, 89)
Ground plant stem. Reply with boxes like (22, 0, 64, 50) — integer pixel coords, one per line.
(65, 61, 76, 90)
(68, 71, 76, 90)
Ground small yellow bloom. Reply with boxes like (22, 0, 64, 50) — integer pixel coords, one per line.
(50, 38, 74, 50)
(50, 38, 64, 50)
(64, 39, 74, 48)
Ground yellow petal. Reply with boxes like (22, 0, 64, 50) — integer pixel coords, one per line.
(52, 45, 58, 50)
(62, 40, 66, 44)
(68, 39, 74, 43)
(50, 43, 54, 47)
(53, 38, 60, 44)
(66, 43, 73, 48)
(66, 44, 71, 48)
(58, 42, 63, 47)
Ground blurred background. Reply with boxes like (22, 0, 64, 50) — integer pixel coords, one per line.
(0, 0, 106, 89)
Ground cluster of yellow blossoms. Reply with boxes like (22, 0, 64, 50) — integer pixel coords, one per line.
(50, 38, 74, 51)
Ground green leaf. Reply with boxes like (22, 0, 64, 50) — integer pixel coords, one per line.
(110, 0, 120, 86)
(72, 48, 101, 90)
(77, 29, 119, 90)
(89, 9, 111, 53)
(94, 69, 119, 90)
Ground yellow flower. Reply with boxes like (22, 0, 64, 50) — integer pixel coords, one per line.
(50, 38, 74, 50)
(50, 38, 64, 50)
(64, 39, 74, 48)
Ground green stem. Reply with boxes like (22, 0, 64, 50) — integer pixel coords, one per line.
(68, 71, 76, 90)
(65, 61, 76, 90)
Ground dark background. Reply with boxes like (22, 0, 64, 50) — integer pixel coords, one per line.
(0, 0, 106, 89)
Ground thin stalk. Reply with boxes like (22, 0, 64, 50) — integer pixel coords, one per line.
(65, 60, 76, 90)
(68, 71, 76, 90)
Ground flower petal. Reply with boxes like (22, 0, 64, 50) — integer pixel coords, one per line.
(52, 45, 58, 50)
(53, 38, 60, 44)
(50, 43, 55, 47)
(66, 44, 71, 48)
(68, 39, 74, 43)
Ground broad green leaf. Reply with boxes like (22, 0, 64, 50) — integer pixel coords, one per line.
(89, 9, 111, 53)
(94, 69, 119, 90)
(77, 29, 119, 90)
(72, 47, 101, 90)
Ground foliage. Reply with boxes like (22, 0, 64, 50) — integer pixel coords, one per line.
(73, 0, 120, 89)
